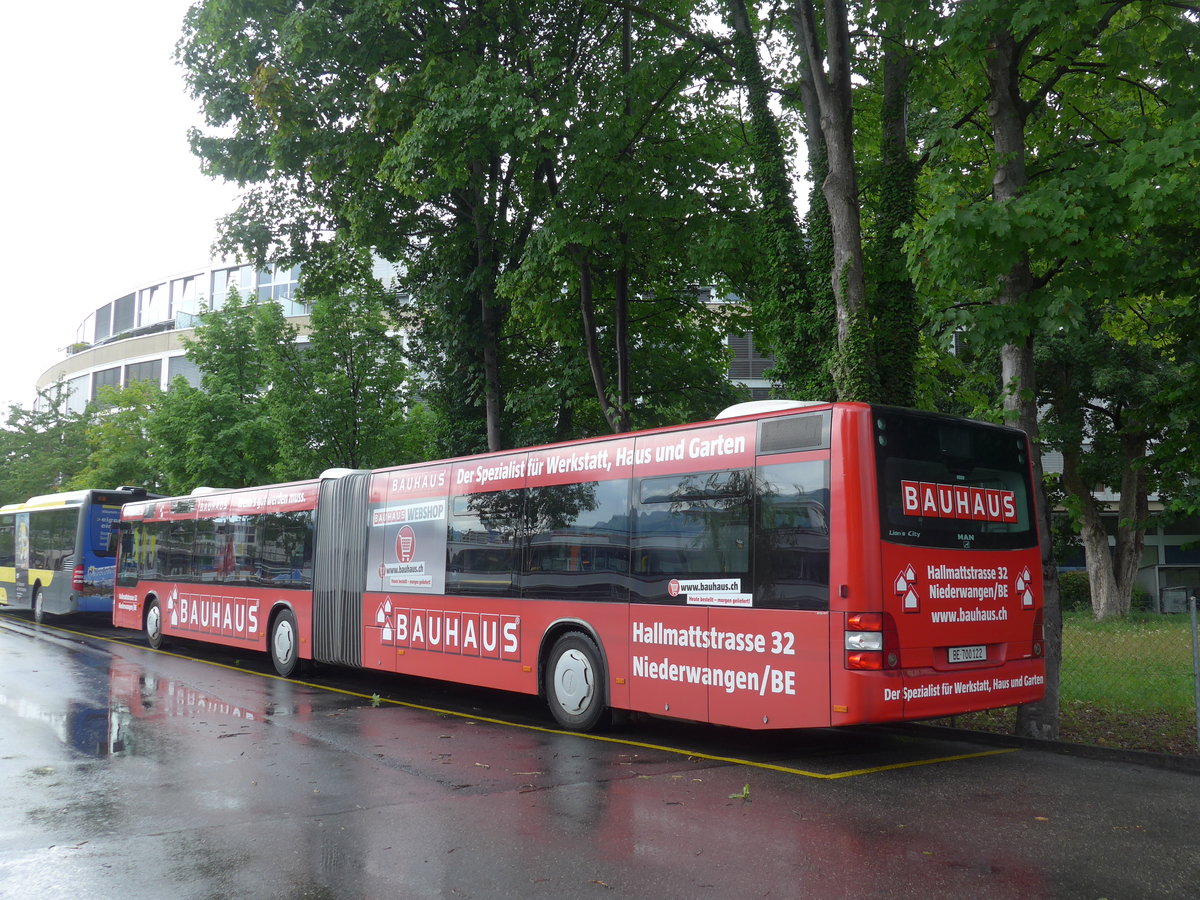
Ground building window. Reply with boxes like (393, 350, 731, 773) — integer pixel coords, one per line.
(66, 376, 89, 414)
(113, 294, 136, 335)
(94, 303, 113, 342)
(167, 355, 201, 388)
(255, 264, 303, 314)
(172, 277, 195, 316)
(212, 266, 253, 308)
(728, 332, 775, 380)
(92, 367, 121, 401)
(124, 360, 162, 387)
(140, 283, 169, 328)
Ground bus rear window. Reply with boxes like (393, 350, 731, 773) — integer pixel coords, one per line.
(874, 410, 1036, 550)
(90, 506, 122, 558)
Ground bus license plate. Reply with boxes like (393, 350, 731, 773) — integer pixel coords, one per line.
(948, 645, 987, 664)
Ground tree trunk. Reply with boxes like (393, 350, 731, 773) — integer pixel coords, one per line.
(792, 0, 875, 400)
(988, 30, 1061, 740)
(725, 0, 818, 396)
(1112, 434, 1149, 612)
(615, 9, 632, 433)
(874, 21, 918, 407)
(471, 159, 506, 453)
(1061, 444, 1123, 619)
(614, 248, 631, 433)
(798, 68, 836, 400)
(579, 254, 620, 434)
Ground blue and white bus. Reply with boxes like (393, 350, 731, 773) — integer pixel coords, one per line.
(0, 488, 154, 622)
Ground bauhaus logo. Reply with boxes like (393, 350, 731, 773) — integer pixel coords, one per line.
(374, 598, 520, 659)
(901, 480, 1017, 524)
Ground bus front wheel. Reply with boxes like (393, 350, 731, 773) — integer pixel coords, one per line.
(145, 599, 167, 650)
(544, 632, 609, 732)
(270, 608, 303, 678)
(32, 588, 45, 624)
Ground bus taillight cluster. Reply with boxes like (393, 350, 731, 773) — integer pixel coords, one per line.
(844, 612, 900, 670)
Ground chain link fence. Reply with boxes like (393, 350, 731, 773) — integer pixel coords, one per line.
(1056, 598, 1200, 755)
(939, 598, 1200, 756)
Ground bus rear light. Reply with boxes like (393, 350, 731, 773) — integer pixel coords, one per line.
(846, 651, 883, 670)
(846, 650, 901, 670)
(845, 629, 884, 652)
(847, 612, 883, 632)
(72, 565, 86, 591)
(844, 612, 899, 670)
(1032, 609, 1044, 657)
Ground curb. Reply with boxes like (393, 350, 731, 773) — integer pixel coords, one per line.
(891, 722, 1200, 776)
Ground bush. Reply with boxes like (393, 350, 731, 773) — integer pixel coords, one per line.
(1058, 570, 1092, 611)
(1056, 570, 1154, 613)
(1132, 584, 1153, 612)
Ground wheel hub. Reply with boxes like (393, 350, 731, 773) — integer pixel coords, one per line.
(553, 648, 594, 715)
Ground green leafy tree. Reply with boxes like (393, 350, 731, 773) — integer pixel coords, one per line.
(1037, 311, 1195, 620)
(0, 384, 88, 505)
(264, 243, 432, 478)
(498, 2, 753, 434)
(721, 0, 830, 400)
(151, 292, 284, 491)
(180, 0, 583, 451)
(181, 0, 759, 450)
(909, 1, 1200, 733)
(67, 380, 167, 493)
(503, 289, 747, 449)
(788, 0, 877, 400)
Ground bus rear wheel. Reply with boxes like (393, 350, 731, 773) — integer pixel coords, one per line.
(270, 608, 303, 678)
(544, 632, 609, 732)
(145, 599, 167, 650)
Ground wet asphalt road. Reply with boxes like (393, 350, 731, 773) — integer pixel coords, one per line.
(1, 613, 1198, 900)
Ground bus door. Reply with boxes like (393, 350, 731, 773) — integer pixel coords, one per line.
(706, 450, 834, 730)
(626, 422, 764, 726)
(13, 512, 31, 606)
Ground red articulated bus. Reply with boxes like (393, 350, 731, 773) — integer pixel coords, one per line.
(113, 401, 1045, 731)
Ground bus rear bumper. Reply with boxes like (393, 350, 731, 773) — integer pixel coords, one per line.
(833, 659, 1047, 725)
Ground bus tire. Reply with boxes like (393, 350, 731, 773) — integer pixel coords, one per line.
(145, 599, 167, 650)
(270, 608, 303, 678)
(32, 588, 45, 624)
(544, 631, 609, 732)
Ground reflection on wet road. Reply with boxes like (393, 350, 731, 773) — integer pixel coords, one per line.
(1, 614, 1197, 899)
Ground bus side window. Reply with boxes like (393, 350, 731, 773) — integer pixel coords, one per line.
(159, 519, 196, 578)
(212, 515, 255, 585)
(447, 490, 522, 597)
(138, 520, 164, 581)
(521, 479, 630, 602)
(29, 508, 77, 571)
(632, 470, 751, 603)
(256, 511, 314, 587)
(754, 460, 831, 610)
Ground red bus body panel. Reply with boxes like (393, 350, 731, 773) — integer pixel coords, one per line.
(114, 404, 1044, 730)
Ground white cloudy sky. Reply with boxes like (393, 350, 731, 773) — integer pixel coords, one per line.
(0, 1, 240, 412)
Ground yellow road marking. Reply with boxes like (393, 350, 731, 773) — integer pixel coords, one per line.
(5, 617, 1021, 779)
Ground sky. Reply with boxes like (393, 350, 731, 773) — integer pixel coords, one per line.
(0, 1, 241, 412)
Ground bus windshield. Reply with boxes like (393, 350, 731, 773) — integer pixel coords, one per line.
(873, 408, 1036, 551)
